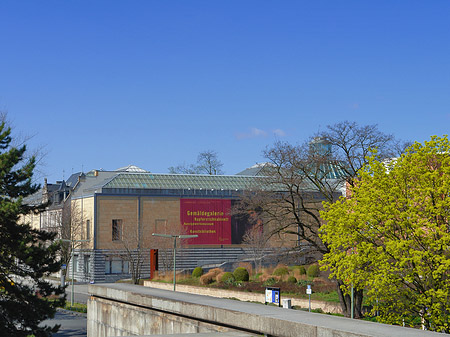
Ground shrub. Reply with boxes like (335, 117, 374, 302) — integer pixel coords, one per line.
(219, 272, 235, 283)
(287, 276, 297, 283)
(263, 277, 277, 286)
(208, 268, 223, 277)
(233, 267, 249, 282)
(273, 266, 289, 276)
(307, 264, 320, 278)
(199, 273, 214, 285)
(297, 279, 310, 287)
(192, 267, 203, 278)
(295, 265, 306, 275)
(238, 262, 253, 276)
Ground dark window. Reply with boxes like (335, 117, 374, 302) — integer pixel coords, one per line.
(86, 220, 90, 240)
(105, 259, 129, 274)
(112, 219, 122, 241)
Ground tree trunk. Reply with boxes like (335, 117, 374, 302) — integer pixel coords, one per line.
(336, 279, 364, 318)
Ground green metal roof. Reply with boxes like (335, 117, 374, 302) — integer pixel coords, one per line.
(103, 173, 263, 191)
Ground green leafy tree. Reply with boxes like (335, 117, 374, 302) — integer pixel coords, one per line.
(0, 121, 65, 336)
(320, 136, 450, 332)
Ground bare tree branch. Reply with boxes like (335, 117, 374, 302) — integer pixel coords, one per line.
(168, 150, 224, 175)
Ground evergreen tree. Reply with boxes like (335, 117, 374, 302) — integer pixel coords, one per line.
(0, 122, 65, 336)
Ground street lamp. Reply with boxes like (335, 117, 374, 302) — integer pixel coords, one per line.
(60, 239, 90, 306)
(152, 233, 198, 291)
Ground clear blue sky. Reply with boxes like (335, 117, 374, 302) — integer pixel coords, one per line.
(1, 1, 449, 182)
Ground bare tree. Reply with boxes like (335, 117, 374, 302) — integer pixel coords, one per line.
(318, 120, 409, 186)
(151, 220, 190, 275)
(168, 163, 198, 174)
(168, 150, 224, 175)
(117, 229, 147, 284)
(235, 121, 408, 318)
(59, 199, 84, 278)
(242, 217, 270, 272)
(196, 150, 224, 175)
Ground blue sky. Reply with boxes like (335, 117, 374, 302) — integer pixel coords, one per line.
(1, 1, 449, 182)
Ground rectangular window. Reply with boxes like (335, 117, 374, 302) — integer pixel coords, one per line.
(123, 261, 129, 273)
(105, 259, 129, 274)
(86, 220, 90, 240)
(73, 255, 78, 272)
(111, 260, 122, 273)
(84, 255, 90, 275)
(112, 219, 122, 241)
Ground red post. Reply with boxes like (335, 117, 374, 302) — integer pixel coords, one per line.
(150, 249, 158, 280)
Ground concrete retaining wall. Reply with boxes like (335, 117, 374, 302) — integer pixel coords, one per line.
(88, 283, 443, 337)
(88, 296, 242, 336)
(143, 280, 342, 314)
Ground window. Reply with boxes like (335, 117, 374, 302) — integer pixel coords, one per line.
(73, 255, 78, 272)
(86, 220, 90, 240)
(84, 255, 90, 275)
(112, 219, 122, 241)
(105, 258, 129, 274)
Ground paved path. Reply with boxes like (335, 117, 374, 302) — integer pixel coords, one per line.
(42, 309, 87, 337)
(66, 283, 89, 304)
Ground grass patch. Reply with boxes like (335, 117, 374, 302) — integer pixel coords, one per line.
(63, 302, 87, 313)
(312, 291, 340, 303)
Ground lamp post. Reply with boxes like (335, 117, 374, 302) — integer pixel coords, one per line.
(60, 239, 90, 306)
(152, 233, 198, 291)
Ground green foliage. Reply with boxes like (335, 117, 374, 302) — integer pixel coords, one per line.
(233, 267, 249, 282)
(273, 266, 289, 276)
(192, 267, 203, 278)
(263, 277, 277, 286)
(292, 265, 306, 275)
(0, 121, 65, 337)
(320, 136, 450, 332)
(307, 265, 320, 278)
(64, 302, 87, 313)
(297, 279, 311, 287)
(287, 276, 297, 283)
(219, 272, 235, 284)
(313, 291, 340, 303)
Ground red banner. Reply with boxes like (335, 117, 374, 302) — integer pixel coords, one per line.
(180, 199, 231, 245)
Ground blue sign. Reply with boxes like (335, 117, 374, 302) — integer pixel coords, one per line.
(265, 287, 281, 307)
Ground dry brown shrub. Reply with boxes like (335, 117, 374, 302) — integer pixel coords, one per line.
(296, 274, 308, 281)
(200, 273, 214, 285)
(208, 268, 223, 277)
(216, 272, 226, 282)
(259, 270, 271, 282)
(293, 269, 303, 279)
(262, 266, 274, 275)
(153, 271, 173, 282)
